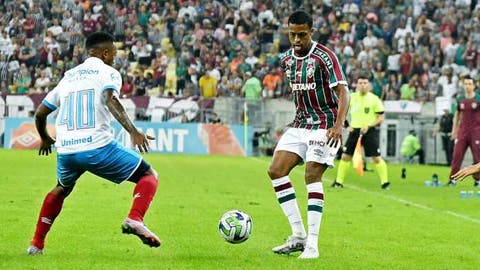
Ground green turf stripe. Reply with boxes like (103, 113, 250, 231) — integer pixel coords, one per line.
(308, 205, 323, 212)
(278, 193, 296, 204)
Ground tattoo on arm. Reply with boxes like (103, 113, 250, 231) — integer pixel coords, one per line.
(106, 93, 136, 133)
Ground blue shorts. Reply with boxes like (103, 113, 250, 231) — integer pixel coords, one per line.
(57, 141, 150, 187)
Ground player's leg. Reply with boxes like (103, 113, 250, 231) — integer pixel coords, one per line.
(268, 128, 307, 254)
(122, 165, 160, 248)
(364, 128, 389, 188)
(334, 129, 359, 186)
(298, 129, 341, 259)
(299, 161, 328, 259)
(372, 156, 389, 189)
(28, 154, 82, 255)
(126, 166, 158, 223)
(28, 184, 75, 255)
(448, 138, 468, 185)
(86, 141, 160, 247)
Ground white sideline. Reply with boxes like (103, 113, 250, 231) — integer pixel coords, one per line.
(253, 158, 480, 225)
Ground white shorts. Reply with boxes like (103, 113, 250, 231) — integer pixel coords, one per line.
(274, 127, 340, 167)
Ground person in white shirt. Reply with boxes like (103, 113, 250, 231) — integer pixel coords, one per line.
(27, 32, 161, 256)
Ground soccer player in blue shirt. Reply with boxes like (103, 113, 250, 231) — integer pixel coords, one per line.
(27, 32, 161, 255)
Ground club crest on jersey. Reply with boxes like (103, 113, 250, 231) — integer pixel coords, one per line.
(472, 102, 477, 109)
(285, 69, 291, 79)
(307, 67, 315, 78)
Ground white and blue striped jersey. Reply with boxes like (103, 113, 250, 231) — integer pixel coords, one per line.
(42, 57, 122, 154)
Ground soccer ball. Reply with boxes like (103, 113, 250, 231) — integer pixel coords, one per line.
(218, 210, 252, 244)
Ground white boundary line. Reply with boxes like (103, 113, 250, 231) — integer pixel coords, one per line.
(252, 158, 480, 225)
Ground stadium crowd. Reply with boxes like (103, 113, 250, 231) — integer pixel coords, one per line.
(0, 0, 479, 103)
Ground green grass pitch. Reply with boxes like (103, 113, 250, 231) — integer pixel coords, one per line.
(1, 148, 479, 269)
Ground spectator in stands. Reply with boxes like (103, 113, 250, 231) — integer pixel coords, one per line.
(14, 67, 32, 94)
(33, 70, 51, 93)
(198, 70, 217, 99)
(120, 74, 136, 98)
(262, 67, 282, 98)
(226, 70, 243, 97)
(18, 39, 37, 68)
(371, 67, 387, 99)
(400, 77, 416, 100)
(151, 48, 168, 88)
(241, 71, 261, 100)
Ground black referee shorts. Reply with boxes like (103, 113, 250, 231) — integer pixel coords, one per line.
(342, 127, 381, 157)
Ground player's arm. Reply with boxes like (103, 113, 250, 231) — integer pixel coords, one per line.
(451, 110, 461, 140)
(327, 84, 349, 146)
(451, 162, 480, 181)
(104, 89, 154, 153)
(372, 113, 385, 127)
(361, 112, 384, 135)
(34, 104, 56, 156)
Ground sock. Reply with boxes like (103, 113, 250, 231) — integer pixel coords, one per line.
(128, 174, 158, 222)
(375, 160, 389, 184)
(31, 192, 65, 249)
(272, 176, 306, 238)
(306, 182, 324, 249)
(336, 160, 351, 184)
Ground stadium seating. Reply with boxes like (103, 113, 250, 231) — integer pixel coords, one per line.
(168, 99, 199, 122)
(6, 95, 34, 117)
(118, 97, 136, 120)
(146, 97, 175, 122)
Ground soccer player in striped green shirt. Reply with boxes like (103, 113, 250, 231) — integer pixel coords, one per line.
(267, 10, 349, 259)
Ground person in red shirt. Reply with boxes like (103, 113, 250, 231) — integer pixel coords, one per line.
(82, 11, 97, 37)
(399, 47, 412, 80)
(120, 75, 136, 97)
(447, 76, 480, 187)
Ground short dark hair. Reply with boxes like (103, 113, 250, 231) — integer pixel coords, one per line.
(288, 10, 312, 28)
(85, 32, 115, 50)
(357, 71, 371, 81)
(463, 75, 475, 82)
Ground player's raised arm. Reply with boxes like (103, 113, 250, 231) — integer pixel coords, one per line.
(104, 89, 154, 153)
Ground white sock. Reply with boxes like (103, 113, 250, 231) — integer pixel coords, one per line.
(272, 176, 306, 238)
(306, 182, 324, 249)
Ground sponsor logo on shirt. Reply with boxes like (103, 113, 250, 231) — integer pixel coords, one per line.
(309, 140, 325, 147)
(61, 136, 93, 146)
(291, 82, 317, 91)
(65, 69, 99, 79)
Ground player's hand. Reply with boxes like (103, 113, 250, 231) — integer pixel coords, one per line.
(130, 129, 155, 153)
(451, 163, 480, 181)
(327, 123, 342, 148)
(39, 137, 56, 156)
(450, 130, 457, 140)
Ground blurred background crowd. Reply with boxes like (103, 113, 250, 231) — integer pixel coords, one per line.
(0, 0, 479, 103)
